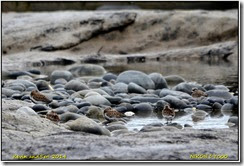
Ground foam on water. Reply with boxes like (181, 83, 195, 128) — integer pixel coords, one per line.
(125, 114, 230, 131)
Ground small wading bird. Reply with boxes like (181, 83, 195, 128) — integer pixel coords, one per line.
(46, 110, 60, 122)
(191, 87, 208, 98)
(103, 107, 126, 123)
(162, 105, 175, 124)
(30, 89, 52, 104)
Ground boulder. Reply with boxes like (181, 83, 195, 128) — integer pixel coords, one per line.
(172, 82, 205, 94)
(206, 90, 233, 99)
(149, 73, 168, 89)
(50, 70, 73, 84)
(159, 89, 192, 98)
(128, 82, 147, 94)
(133, 103, 153, 117)
(84, 95, 111, 106)
(64, 80, 89, 91)
(162, 95, 188, 109)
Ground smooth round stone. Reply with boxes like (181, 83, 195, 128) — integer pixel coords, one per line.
(112, 82, 128, 94)
(52, 95, 64, 100)
(8, 71, 33, 79)
(145, 122, 164, 127)
(32, 104, 49, 112)
(77, 106, 90, 115)
(63, 105, 79, 113)
(159, 89, 191, 98)
(54, 78, 68, 85)
(84, 95, 111, 106)
(2, 88, 18, 97)
(212, 102, 222, 110)
(101, 81, 113, 87)
(199, 100, 211, 105)
(11, 93, 24, 100)
(8, 85, 25, 92)
(196, 104, 212, 112)
(130, 96, 161, 103)
(26, 87, 36, 91)
(28, 69, 41, 75)
(228, 116, 238, 126)
(117, 70, 155, 90)
(149, 73, 168, 89)
(88, 78, 105, 83)
(21, 95, 31, 100)
(119, 103, 134, 111)
(111, 129, 130, 137)
(58, 100, 74, 107)
(65, 116, 110, 136)
(106, 124, 128, 132)
(60, 112, 82, 123)
(85, 91, 101, 98)
(128, 82, 147, 94)
(207, 97, 225, 105)
(50, 70, 73, 84)
(214, 85, 229, 91)
(10, 80, 37, 89)
(16, 106, 38, 116)
(173, 82, 205, 95)
(100, 87, 114, 96)
(75, 102, 91, 109)
(133, 103, 153, 117)
(17, 75, 33, 81)
(104, 96, 122, 104)
(227, 96, 238, 106)
(167, 123, 183, 129)
(191, 110, 208, 122)
(69, 64, 106, 77)
(164, 75, 186, 86)
(35, 80, 50, 91)
(49, 100, 59, 109)
(206, 90, 232, 100)
(53, 84, 65, 90)
(88, 82, 101, 89)
(86, 106, 104, 121)
(64, 80, 89, 92)
(66, 90, 76, 95)
(114, 106, 128, 113)
(120, 99, 131, 103)
(103, 73, 117, 81)
(184, 124, 192, 128)
(221, 103, 234, 115)
(73, 98, 85, 103)
(162, 95, 188, 109)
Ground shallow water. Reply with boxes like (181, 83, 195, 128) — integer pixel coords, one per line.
(125, 115, 230, 131)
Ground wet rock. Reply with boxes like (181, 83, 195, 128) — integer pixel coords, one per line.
(212, 102, 222, 110)
(58, 100, 74, 107)
(221, 103, 234, 115)
(111, 129, 131, 137)
(130, 96, 161, 103)
(119, 103, 134, 111)
(16, 106, 38, 116)
(28, 69, 41, 75)
(69, 64, 106, 77)
(77, 106, 90, 115)
(207, 97, 225, 105)
(11, 93, 24, 100)
(196, 104, 212, 112)
(103, 73, 117, 81)
(128, 82, 147, 94)
(133, 103, 153, 117)
(85, 91, 101, 98)
(100, 87, 114, 96)
(88, 82, 101, 89)
(191, 110, 208, 122)
(173, 82, 205, 95)
(84, 94, 111, 106)
(204, 84, 229, 91)
(35, 80, 50, 91)
(228, 116, 238, 126)
(50, 70, 73, 84)
(2, 88, 18, 97)
(104, 96, 122, 104)
(145, 122, 164, 127)
(49, 100, 59, 109)
(8, 85, 25, 92)
(184, 124, 192, 128)
(65, 116, 111, 136)
(106, 124, 128, 132)
(206, 90, 232, 100)
(86, 106, 104, 121)
(53, 84, 65, 89)
(75, 102, 91, 109)
(140, 126, 164, 132)
(116, 70, 155, 90)
(60, 112, 82, 123)
(54, 78, 68, 85)
(63, 105, 79, 113)
(154, 100, 169, 118)
(112, 82, 128, 94)
(9, 80, 37, 89)
(32, 104, 49, 112)
(164, 75, 186, 86)
(227, 96, 238, 106)
(114, 106, 128, 113)
(149, 73, 168, 89)
(17, 75, 33, 81)
(64, 80, 89, 92)
(167, 123, 183, 129)
(162, 95, 188, 109)
(159, 89, 191, 99)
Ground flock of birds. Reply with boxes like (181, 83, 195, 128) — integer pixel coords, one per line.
(30, 88, 208, 124)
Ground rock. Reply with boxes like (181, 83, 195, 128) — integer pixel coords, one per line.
(149, 73, 168, 89)
(145, 122, 164, 127)
(104, 96, 122, 104)
(133, 103, 153, 117)
(32, 104, 49, 112)
(84, 95, 111, 106)
(16, 106, 38, 116)
(207, 97, 225, 105)
(35, 80, 50, 91)
(86, 106, 104, 121)
(84, 91, 101, 98)
(167, 123, 183, 129)
(76, 102, 91, 109)
(64, 80, 89, 92)
(8, 80, 37, 89)
(103, 73, 117, 81)
(106, 124, 128, 132)
(2, 88, 18, 97)
(54, 78, 68, 85)
(88, 82, 101, 89)
(100, 87, 114, 96)
(228, 116, 238, 126)
(71, 89, 109, 99)
(154, 100, 169, 118)
(206, 90, 232, 99)
(28, 69, 41, 75)
(204, 84, 229, 91)
(191, 110, 208, 122)
(140, 126, 165, 132)
(112, 82, 128, 93)
(63, 105, 79, 113)
(221, 103, 234, 115)
(173, 82, 205, 95)
(8, 85, 25, 92)
(49, 100, 59, 109)
(164, 75, 186, 86)
(69, 64, 106, 77)
(196, 104, 212, 112)
(162, 95, 188, 109)
(130, 96, 161, 103)
(65, 116, 111, 136)
(60, 112, 82, 123)
(50, 70, 73, 84)
(128, 82, 147, 94)
(212, 102, 222, 110)
(116, 70, 155, 90)
(227, 96, 238, 106)
(58, 100, 74, 107)
(159, 89, 192, 99)
(184, 124, 192, 128)
(111, 129, 131, 137)
(11, 93, 24, 100)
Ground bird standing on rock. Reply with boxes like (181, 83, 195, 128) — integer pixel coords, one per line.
(30, 89, 52, 104)
(191, 87, 208, 98)
(162, 105, 175, 124)
(103, 107, 126, 122)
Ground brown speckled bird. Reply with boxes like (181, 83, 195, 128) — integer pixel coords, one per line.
(30, 90, 52, 104)
(46, 110, 60, 122)
(191, 87, 208, 98)
(103, 107, 125, 122)
(162, 105, 175, 124)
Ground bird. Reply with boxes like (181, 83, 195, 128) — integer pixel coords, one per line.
(103, 107, 126, 122)
(30, 89, 52, 104)
(162, 105, 175, 124)
(191, 87, 208, 98)
(46, 110, 60, 122)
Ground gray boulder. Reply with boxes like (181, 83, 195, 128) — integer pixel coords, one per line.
(102, 73, 117, 81)
(16, 106, 38, 116)
(206, 90, 232, 99)
(164, 75, 186, 86)
(50, 70, 73, 84)
(128, 82, 147, 94)
(149, 73, 168, 89)
(116, 70, 155, 90)
(162, 95, 188, 109)
(112, 82, 128, 93)
(133, 103, 153, 117)
(84, 95, 111, 106)
(173, 82, 205, 94)
(64, 80, 89, 92)
(159, 89, 191, 98)
(60, 112, 82, 123)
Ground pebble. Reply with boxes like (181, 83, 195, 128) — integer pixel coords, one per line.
(133, 103, 153, 117)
